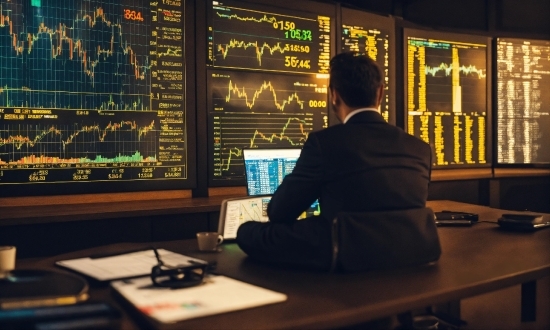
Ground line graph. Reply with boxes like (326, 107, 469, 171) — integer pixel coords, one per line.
(214, 114, 312, 174)
(208, 70, 328, 182)
(238, 200, 265, 221)
(0, 113, 158, 166)
(208, 0, 330, 73)
(1, 120, 155, 151)
(406, 35, 488, 167)
(425, 63, 486, 78)
(217, 39, 287, 67)
(0, 0, 188, 191)
(215, 11, 279, 25)
(0, 0, 151, 110)
(225, 79, 305, 111)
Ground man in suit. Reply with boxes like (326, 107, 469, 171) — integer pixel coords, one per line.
(236, 52, 432, 270)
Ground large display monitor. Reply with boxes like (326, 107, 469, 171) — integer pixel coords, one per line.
(496, 38, 550, 165)
(340, 7, 395, 124)
(207, 0, 331, 185)
(404, 29, 491, 168)
(0, 0, 190, 196)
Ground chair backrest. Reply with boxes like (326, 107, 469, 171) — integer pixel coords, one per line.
(330, 207, 441, 272)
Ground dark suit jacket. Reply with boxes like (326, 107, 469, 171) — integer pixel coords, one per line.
(237, 111, 432, 270)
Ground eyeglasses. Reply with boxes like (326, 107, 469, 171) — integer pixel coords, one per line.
(150, 248, 209, 289)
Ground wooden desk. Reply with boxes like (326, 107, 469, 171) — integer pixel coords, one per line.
(16, 201, 550, 329)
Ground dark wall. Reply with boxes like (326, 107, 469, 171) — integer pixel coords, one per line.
(338, 0, 550, 37)
(495, 177, 550, 213)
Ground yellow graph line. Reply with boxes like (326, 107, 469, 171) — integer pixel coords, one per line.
(249, 117, 308, 147)
(216, 12, 278, 24)
(239, 202, 261, 221)
(215, 6, 316, 22)
(217, 117, 309, 172)
(219, 147, 242, 172)
(225, 80, 304, 111)
(1, 121, 155, 150)
(218, 39, 286, 66)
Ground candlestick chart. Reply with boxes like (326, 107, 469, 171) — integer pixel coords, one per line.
(208, 70, 328, 182)
(406, 32, 489, 167)
(0, 0, 188, 193)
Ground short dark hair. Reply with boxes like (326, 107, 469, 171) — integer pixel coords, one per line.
(329, 52, 383, 108)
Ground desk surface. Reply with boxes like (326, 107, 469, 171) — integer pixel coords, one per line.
(17, 201, 550, 330)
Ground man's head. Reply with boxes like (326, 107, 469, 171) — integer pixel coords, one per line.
(329, 52, 384, 122)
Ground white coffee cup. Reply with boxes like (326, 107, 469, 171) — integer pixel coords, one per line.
(196, 232, 224, 251)
(0, 246, 16, 277)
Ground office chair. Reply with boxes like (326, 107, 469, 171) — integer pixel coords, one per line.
(329, 207, 441, 272)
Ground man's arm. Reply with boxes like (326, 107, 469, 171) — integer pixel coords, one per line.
(267, 134, 324, 224)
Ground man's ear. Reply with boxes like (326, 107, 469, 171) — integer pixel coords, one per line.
(376, 84, 385, 108)
(330, 88, 341, 107)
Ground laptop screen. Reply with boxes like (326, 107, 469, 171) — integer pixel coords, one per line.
(243, 148, 301, 196)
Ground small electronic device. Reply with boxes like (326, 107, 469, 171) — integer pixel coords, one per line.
(434, 210, 478, 226)
(497, 213, 550, 231)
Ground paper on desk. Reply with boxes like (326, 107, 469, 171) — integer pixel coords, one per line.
(111, 275, 287, 323)
(56, 249, 207, 281)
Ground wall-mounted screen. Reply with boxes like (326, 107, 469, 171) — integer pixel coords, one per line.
(340, 7, 394, 124)
(496, 38, 550, 165)
(404, 29, 491, 167)
(0, 0, 190, 196)
(207, 0, 331, 185)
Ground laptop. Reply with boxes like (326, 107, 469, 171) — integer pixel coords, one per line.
(218, 148, 320, 240)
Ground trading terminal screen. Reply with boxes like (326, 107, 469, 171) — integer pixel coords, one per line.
(405, 30, 490, 167)
(341, 8, 394, 124)
(243, 148, 300, 196)
(496, 38, 550, 164)
(207, 0, 330, 185)
(0, 0, 188, 196)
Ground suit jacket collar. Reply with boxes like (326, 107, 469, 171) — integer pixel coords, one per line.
(345, 110, 386, 124)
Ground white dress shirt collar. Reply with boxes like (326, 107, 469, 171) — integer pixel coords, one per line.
(343, 107, 380, 124)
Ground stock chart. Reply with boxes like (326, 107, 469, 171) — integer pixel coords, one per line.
(497, 38, 550, 164)
(0, 0, 187, 192)
(207, 0, 331, 184)
(341, 21, 391, 122)
(406, 34, 488, 167)
(208, 70, 328, 181)
(208, 0, 331, 73)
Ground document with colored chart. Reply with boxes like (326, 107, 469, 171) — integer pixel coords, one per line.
(111, 275, 287, 323)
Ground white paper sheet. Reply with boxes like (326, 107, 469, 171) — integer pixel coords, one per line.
(56, 249, 207, 281)
(111, 275, 287, 323)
